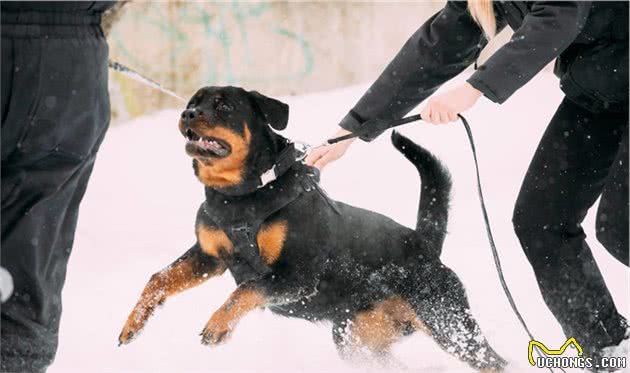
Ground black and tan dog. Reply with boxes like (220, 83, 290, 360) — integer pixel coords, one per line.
(118, 86, 507, 371)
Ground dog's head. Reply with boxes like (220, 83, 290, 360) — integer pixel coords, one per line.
(179, 86, 290, 190)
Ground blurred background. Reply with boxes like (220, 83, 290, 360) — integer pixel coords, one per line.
(104, 1, 513, 122)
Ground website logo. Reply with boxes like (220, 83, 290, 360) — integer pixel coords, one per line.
(528, 337, 627, 370)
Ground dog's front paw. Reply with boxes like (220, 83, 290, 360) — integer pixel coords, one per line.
(118, 307, 152, 346)
(200, 315, 233, 346)
(119, 321, 142, 346)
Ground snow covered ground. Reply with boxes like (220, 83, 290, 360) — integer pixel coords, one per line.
(50, 72, 629, 373)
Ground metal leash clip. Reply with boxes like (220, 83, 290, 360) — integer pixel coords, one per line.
(293, 141, 312, 162)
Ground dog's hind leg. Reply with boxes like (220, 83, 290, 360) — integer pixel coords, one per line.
(332, 319, 402, 368)
(409, 265, 507, 372)
(118, 244, 225, 345)
(332, 296, 427, 366)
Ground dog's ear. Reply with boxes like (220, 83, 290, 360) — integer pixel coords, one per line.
(249, 91, 289, 130)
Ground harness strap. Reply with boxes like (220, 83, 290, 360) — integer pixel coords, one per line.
(229, 223, 271, 277)
(226, 174, 313, 278)
(204, 163, 320, 284)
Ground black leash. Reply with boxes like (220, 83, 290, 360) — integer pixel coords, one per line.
(457, 115, 556, 370)
(327, 114, 557, 373)
(460, 115, 559, 373)
(459, 114, 539, 340)
(327, 114, 423, 144)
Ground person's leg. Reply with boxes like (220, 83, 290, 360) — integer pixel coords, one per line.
(1, 24, 110, 372)
(595, 124, 629, 266)
(512, 97, 628, 358)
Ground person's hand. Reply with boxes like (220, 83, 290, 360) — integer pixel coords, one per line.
(305, 128, 356, 171)
(421, 82, 482, 124)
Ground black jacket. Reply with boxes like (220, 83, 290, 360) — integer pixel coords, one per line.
(0, 1, 115, 27)
(341, 1, 629, 141)
(1, 1, 115, 13)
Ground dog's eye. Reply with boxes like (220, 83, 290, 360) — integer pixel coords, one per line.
(216, 100, 233, 112)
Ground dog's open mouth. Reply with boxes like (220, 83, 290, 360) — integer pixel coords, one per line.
(184, 128, 231, 158)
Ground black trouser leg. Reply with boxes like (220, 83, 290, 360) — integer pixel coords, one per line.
(596, 125, 629, 265)
(513, 97, 628, 357)
(1, 22, 110, 373)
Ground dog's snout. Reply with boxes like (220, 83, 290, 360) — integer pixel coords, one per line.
(181, 108, 202, 121)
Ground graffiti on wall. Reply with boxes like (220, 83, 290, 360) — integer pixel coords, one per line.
(110, 2, 314, 90)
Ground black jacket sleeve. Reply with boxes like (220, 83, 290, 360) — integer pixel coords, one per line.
(467, 1, 591, 104)
(339, 1, 495, 141)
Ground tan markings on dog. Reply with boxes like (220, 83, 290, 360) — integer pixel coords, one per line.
(195, 124, 251, 188)
(256, 220, 288, 265)
(350, 296, 428, 353)
(118, 255, 225, 345)
(200, 287, 267, 345)
(197, 225, 234, 257)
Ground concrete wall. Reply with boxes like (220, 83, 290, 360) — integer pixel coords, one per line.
(106, 1, 514, 121)
(107, 1, 443, 120)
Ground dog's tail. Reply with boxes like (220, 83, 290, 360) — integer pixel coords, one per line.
(391, 131, 451, 257)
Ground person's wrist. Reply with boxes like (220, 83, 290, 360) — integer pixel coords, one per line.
(464, 82, 482, 100)
(335, 128, 352, 136)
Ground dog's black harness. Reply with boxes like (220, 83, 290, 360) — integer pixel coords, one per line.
(203, 145, 323, 284)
